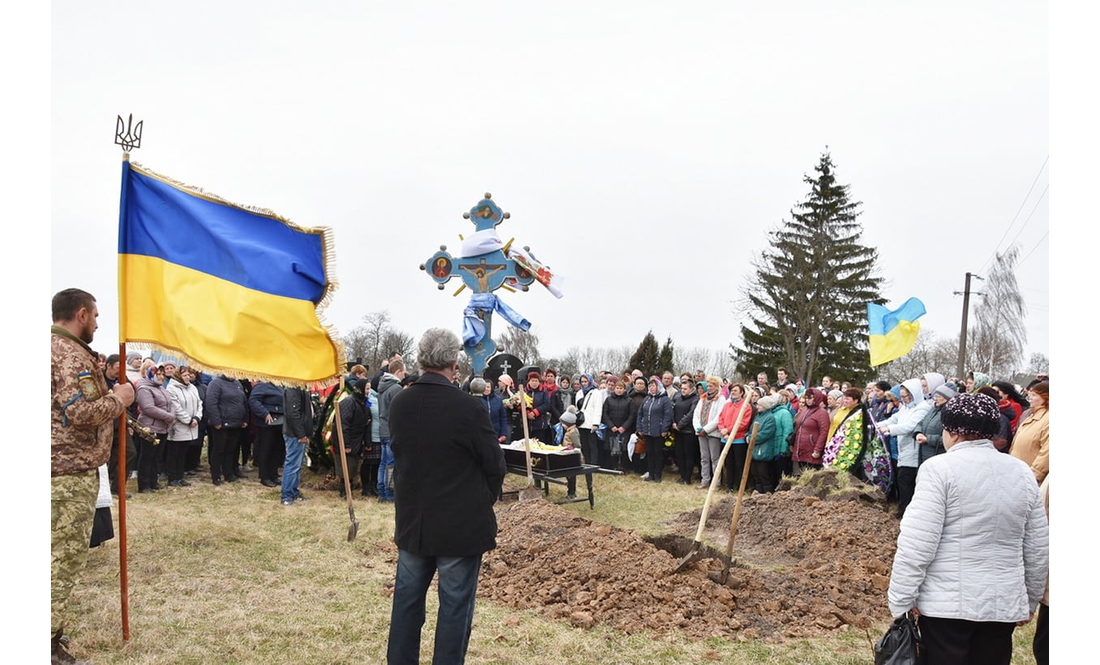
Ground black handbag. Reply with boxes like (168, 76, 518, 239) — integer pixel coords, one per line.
(873, 613, 924, 665)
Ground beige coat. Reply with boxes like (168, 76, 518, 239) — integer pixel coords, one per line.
(1011, 406, 1049, 483)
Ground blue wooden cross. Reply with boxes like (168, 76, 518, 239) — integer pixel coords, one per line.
(420, 193, 538, 376)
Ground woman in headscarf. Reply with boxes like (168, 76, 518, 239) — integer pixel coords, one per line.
(472, 377, 510, 444)
(826, 389, 851, 440)
(574, 373, 605, 469)
(498, 373, 524, 440)
(915, 383, 957, 465)
(749, 395, 788, 493)
(877, 378, 932, 519)
(888, 393, 1048, 665)
(635, 376, 673, 482)
(692, 376, 727, 488)
(790, 388, 830, 475)
(1010, 381, 1048, 484)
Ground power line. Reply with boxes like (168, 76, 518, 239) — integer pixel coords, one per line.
(982, 155, 1048, 273)
(1006, 184, 1048, 250)
(1018, 230, 1049, 266)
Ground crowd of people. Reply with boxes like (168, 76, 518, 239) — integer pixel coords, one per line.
(468, 366, 1048, 509)
(53, 282, 1049, 664)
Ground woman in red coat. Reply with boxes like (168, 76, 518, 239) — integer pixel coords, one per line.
(790, 388, 830, 475)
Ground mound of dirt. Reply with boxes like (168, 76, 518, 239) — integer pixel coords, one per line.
(480, 481, 899, 642)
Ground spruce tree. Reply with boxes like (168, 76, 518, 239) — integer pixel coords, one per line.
(657, 336, 675, 375)
(627, 331, 660, 377)
(732, 151, 883, 386)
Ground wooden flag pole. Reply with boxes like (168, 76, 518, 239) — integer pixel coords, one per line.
(116, 343, 131, 642)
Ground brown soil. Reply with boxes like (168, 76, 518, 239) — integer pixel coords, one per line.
(479, 470, 899, 642)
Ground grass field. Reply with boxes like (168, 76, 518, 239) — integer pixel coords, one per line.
(61, 467, 1040, 664)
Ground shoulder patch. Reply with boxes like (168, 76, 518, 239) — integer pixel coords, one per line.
(77, 371, 102, 401)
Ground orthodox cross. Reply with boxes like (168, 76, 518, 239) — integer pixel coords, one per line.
(420, 193, 539, 376)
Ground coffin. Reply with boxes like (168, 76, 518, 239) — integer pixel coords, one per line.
(501, 442, 583, 471)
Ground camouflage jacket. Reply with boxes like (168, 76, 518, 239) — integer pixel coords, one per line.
(51, 326, 127, 476)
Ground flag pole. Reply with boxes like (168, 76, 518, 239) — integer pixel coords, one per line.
(114, 113, 143, 642)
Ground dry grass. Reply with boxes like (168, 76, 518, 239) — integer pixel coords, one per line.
(61, 466, 1038, 664)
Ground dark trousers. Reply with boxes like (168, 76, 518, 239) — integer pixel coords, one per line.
(919, 615, 1015, 665)
(1033, 603, 1048, 665)
(673, 431, 699, 482)
(750, 459, 778, 493)
(254, 426, 283, 483)
(361, 458, 380, 496)
(108, 429, 137, 494)
(239, 428, 254, 467)
(644, 435, 665, 481)
(185, 436, 204, 472)
(210, 427, 244, 481)
(580, 429, 601, 469)
(724, 443, 748, 491)
(137, 434, 163, 490)
(896, 466, 918, 519)
(166, 439, 191, 482)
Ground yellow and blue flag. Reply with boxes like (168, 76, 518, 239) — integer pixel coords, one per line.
(118, 160, 345, 387)
(867, 297, 926, 367)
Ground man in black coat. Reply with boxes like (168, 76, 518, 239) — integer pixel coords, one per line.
(385, 328, 505, 665)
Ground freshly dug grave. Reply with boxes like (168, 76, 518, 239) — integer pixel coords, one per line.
(479, 472, 899, 642)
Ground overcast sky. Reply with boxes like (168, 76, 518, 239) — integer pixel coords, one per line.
(49, 0, 1052, 373)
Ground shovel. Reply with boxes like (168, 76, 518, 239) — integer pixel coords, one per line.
(714, 421, 760, 585)
(332, 379, 360, 542)
(672, 395, 752, 574)
(517, 383, 542, 502)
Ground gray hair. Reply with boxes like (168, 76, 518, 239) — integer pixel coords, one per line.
(469, 377, 487, 394)
(417, 328, 463, 371)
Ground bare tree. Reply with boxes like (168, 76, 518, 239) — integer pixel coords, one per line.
(341, 311, 418, 374)
(1028, 352, 1049, 375)
(494, 327, 542, 367)
(969, 246, 1027, 378)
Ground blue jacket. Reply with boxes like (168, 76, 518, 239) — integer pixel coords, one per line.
(635, 392, 673, 437)
(477, 392, 510, 442)
(248, 381, 285, 427)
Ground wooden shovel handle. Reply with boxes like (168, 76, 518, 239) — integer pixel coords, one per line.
(691, 397, 752, 542)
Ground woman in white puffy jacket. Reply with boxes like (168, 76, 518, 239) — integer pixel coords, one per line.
(876, 378, 929, 519)
(887, 392, 1048, 665)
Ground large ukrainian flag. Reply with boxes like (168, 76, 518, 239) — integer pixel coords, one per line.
(867, 297, 926, 367)
(118, 159, 345, 386)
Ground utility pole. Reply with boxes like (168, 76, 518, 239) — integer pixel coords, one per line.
(954, 272, 984, 381)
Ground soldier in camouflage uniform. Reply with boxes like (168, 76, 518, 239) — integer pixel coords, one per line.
(51, 289, 135, 664)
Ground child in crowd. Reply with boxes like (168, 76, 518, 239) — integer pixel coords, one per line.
(559, 406, 584, 499)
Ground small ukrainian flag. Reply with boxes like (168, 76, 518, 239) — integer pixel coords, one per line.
(867, 298, 926, 367)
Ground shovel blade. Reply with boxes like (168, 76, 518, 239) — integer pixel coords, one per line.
(347, 519, 360, 542)
(672, 541, 703, 574)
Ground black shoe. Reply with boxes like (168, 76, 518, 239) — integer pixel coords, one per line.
(224, 476, 238, 483)
(261, 479, 278, 487)
(212, 478, 223, 486)
(171, 480, 192, 487)
(184, 470, 198, 477)
(235, 472, 246, 479)
(138, 487, 156, 494)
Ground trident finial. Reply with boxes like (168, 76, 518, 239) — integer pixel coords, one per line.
(115, 114, 143, 154)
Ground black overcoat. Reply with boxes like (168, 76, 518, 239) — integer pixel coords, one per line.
(390, 371, 506, 557)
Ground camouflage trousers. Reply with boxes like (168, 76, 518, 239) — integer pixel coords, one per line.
(52, 470, 98, 636)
